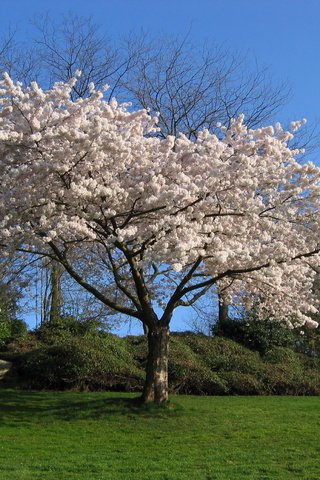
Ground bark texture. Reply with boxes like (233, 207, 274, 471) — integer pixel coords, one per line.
(142, 325, 169, 405)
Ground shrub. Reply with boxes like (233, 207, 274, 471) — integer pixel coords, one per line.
(0, 320, 11, 348)
(0, 318, 28, 349)
(262, 364, 307, 395)
(10, 319, 28, 339)
(4, 331, 41, 355)
(295, 327, 320, 357)
(168, 336, 227, 395)
(180, 334, 264, 376)
(261, 347, 308, 395)
(263, 346, 302, 365)
(0, 285, 25, 348)
(12, 333, 144, 391)
(35, 316, 105, 345)
(213, 317, 295, 353)
(221, 371, 262, 395)
(126, 335, 148, 363)
(6, 330, 320, 396)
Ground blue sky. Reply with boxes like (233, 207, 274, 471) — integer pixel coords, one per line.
(1, 0, 320, 333)
(1, 0, 320, 125)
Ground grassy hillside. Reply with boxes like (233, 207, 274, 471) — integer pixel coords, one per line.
(0, 390, 319, 479)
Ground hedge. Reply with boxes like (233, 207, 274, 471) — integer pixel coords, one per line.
(2, 331, 320, 395)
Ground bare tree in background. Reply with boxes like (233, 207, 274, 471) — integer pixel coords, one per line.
(32, 14, 145, 100)
(123, 35, 289, 139)
(29, 15, 289, 127)
(0, 13, 291, 328)
(0, 28, 39, 84)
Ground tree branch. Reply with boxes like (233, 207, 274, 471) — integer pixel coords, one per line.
(47, 241, 141, 319)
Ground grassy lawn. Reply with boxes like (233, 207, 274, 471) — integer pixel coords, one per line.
(0, 390, 319, 479)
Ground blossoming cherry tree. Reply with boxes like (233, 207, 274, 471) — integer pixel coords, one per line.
(0, 74, 319, 404)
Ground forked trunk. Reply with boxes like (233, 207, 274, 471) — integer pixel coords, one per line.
(141, 325, 169, 405)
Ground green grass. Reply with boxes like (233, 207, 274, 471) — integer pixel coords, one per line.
(0, 390, 319, 479)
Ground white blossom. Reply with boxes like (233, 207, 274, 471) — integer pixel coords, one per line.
(0, 74, 319, 327)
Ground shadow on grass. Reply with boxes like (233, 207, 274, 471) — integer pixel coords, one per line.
(0, 389, 183, 426)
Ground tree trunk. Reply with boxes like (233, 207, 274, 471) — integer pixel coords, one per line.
(142, 323, 149, 335)
(141, 325, 169, 405)
(49, 261, 63, 323)
(218, 292, 229, 325)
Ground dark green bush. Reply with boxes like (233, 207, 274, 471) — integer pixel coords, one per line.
(0, 284, 25, 348)
(298, 369, 320, 395)
(35, 316, 105, 345)
(295, 327, 320, 357)
(0, 318, 28, 348)
(13, 333, 144, 391)
(181, 334, 264, 375)
(221, 371, 262, 395)
(261, 364, 312, 395)
(126, 335, 147, 363)
(263, 346, 302, 366)
(168, 336, 227, 395)
(0, 320, 11, 348)
(10, 319, 28, 339)
(263, 346, 303, 385)
(213, 317, 295, 353)
(4, 331, 40, 355)
(261, 347, 314, 395)
(5, 329, 320, 396)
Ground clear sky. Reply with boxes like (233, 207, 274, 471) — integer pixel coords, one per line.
(1, 0, 320, 333)
(1, 0, 320, 125)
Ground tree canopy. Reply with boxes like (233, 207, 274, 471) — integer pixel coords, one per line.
(0, 75, 319, 403)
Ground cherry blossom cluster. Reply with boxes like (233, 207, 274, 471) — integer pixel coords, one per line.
(0, 74, 320, 327)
